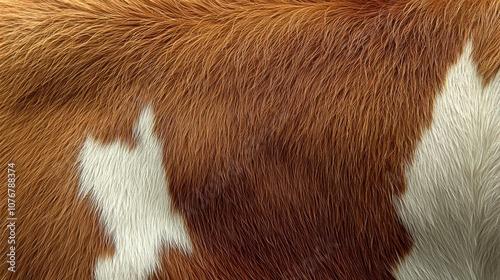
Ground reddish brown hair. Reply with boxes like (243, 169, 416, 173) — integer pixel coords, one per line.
(1, 0, 498, 279)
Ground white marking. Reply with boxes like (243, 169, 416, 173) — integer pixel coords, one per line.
(78, 106, 192, 280)
(394, 43, 500, 279)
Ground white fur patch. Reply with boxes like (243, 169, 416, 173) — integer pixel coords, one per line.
(78, 106, 192, 280)
(394, 43, 500, 279)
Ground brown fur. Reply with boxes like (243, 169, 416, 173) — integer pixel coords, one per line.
(1, 0, 498, 279)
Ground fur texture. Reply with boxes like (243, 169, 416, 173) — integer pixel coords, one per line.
(394, 42, 500, 280)
(79, 105, 192, 279)
(0, 0, 498, 279)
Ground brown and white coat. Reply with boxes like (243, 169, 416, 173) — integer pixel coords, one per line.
(1, 0, 499, 279)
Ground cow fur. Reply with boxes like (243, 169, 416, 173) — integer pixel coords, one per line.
(0, 0, 499, 279)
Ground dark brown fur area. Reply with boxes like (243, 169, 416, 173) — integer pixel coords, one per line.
(1, 0, 498, 279)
